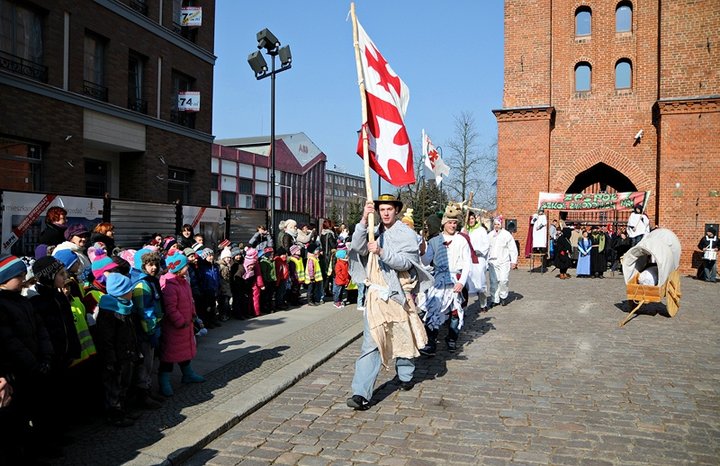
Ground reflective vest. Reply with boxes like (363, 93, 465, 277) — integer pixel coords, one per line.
(288, 256, 305, 283)
(305, 256, 323, 284)
(68, 296, 97, 367)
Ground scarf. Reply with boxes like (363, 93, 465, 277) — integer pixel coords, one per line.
(98, 294, 134, 315)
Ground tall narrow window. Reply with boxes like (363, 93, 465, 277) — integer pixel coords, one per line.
(0, 1, 46, 81)
(168, 167, 191, 203)
(128, 52, 147, 113)
(615, 59, 632, 89)
(575, 62, 591, 92)
(575, 6, 592, 36)
(83, 32, 107, 101)
(170, 70, 196, 128)
(616, 2, 633, 33)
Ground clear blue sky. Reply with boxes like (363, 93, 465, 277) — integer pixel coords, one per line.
(212, 1, 504, 185)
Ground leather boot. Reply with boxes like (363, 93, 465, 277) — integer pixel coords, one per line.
(158, 372, 174, 397)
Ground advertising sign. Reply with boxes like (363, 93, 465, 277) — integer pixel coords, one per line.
(538, 191, 651, 211)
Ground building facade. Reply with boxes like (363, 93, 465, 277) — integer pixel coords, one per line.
(213, 133, 327, 224)
(495, 0, 719, 271)
(325, 168, 365, 224)
(0, 0, 215, 204)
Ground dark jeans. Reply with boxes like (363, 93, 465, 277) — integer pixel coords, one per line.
(333, 283, 346, 303)
(307, 281, 323, 303)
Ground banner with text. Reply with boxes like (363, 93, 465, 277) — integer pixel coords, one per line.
(538, 191, 651, 211)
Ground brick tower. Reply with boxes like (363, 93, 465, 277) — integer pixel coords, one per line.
(495, 0, 720, 272)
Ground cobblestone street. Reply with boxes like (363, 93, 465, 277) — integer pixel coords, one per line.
(186, 271, 720, 465)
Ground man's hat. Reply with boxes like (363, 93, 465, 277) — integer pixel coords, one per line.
(373, 193, 403, 211)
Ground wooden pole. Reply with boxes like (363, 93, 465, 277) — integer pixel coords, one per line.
(464, 191, 474, 228)
(350, 2, 375, 242)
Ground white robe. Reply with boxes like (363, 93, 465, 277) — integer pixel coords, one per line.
(466, 226, 489, 294)
(487, 228, 518, 303)
(531, 213, 548, 248)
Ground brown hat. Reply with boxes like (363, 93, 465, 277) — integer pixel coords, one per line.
(373, 193, 403, 211)
(441, 203, 463, 226)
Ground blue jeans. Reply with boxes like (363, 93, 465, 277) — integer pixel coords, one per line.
(351, 310, 415, 401)
(357, 282, 366, 308)
(307, 281, 322, 303)
(333, 283, 345, 303)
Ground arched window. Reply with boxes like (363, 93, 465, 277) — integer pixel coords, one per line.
(616, 2, 633, 33)
(615, 59, 632, 89)
(575, 62, 591, 92)
(575, 6, 592, 36)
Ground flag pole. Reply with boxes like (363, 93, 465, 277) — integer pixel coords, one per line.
(464, 191, 474, 227)
(350, 2, 375, 242)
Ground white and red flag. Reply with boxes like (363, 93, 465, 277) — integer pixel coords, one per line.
(355, 21, 415, 186)
(422, 129, 450, 185)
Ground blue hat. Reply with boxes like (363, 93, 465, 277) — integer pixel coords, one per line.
(53, 249, 78, 270)
(166, 251, 188, 274)
(106, 273, 134, 297)
(0, 255, 28, 284)
(336, 249, 347, 260)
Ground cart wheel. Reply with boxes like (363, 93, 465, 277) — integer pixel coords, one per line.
(666, 270, 682, 317)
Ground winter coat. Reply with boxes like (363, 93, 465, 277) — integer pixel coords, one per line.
(90, 232, 116, 254)
(38, 222, 67, 248)
(159, 272, 197, 363)
(218, 261, 233, 298)
(198, 261, 220, 297)
(334, 259, 350, 286)
(29, 284, 82, 370)
(0, 290, 54, 378)
(96, 296, 137, 365)
(554, 229, 573, 270)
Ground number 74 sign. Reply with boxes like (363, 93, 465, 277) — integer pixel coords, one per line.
(178, 91, 201, 112)
(181, 7, 202, 27)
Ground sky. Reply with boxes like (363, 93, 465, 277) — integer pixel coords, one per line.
(212, 1, 505, 188)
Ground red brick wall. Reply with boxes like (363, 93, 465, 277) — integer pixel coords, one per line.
(497, 0, 719, 272)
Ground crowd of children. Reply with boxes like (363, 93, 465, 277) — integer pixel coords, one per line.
(0, 218, 354, 464)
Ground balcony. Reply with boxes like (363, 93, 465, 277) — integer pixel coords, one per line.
(170, 110, 196, 129)
(127, 97, 148, 114)
(0, 50, 48, 83)
(83, 80, 108, 102)
(128, 0, 148, 15)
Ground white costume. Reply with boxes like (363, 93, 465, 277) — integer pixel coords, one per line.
(627, 212, 650, 239)
(531, 212, 548, 249)
(487, 224, 518, 305)
(465, 225, 489, 301)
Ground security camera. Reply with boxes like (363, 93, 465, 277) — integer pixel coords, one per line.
(634, 129, 644, 140)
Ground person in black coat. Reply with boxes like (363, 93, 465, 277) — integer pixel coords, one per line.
(90, 222, 117, 255)
(37, 206, 69, 253)
(554, 228, 574, 279)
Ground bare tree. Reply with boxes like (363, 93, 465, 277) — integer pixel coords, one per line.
(444, 112, 497, 209)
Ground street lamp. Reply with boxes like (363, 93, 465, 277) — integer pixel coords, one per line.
(248, 28, 292, 239)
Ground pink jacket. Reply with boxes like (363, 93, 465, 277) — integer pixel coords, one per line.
(159, 272, 197, 363)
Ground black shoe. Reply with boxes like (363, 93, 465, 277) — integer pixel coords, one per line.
(346, 394, 370, 410)
(419, 345, 436, 356)
(308, 301, 318, 306)
(446, 340, 457, 352)
(501, 298, 508, 306)
(398, 380, 415, 391)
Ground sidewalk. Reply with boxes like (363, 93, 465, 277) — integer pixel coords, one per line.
(55, 302, 364, 466)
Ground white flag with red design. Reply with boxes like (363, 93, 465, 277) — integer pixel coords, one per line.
(355, 21, 415, 186)
(422, 129, 450, 185)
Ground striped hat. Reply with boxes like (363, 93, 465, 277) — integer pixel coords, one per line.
(0, 255, 28, 284)
(289, 245, 301, 256)
(92, 252, 118, 280)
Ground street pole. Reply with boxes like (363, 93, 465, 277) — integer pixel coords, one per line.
(270, 53, 276, 238)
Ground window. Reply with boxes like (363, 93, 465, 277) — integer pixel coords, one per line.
(128, 51, 147, 113)
(167, 167, 191, 203)
(238, 178, 253, 194)
(0, 136, 42, 191)
(84, 32, 107, 101)
(575, 7, 591, 36)
(170, 70, 196, 128)
(211, 174, 219, 188)
(616, 2, 632, 33)
(85, 158, 109, 196)
(575, 62, 591, 92)
(128, 0, 148, 16)
(0, 0, 46, 81)
(254, 195, 268, 210)
(221, 191, 236, 207)
(615, 59, 632, 89)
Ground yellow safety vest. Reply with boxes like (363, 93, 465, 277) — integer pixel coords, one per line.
(68, 296, 97, 367)
(288, 256, 305, 282)
(305, 256, 323, 284)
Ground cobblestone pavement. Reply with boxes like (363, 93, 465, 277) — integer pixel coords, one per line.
(184, 271, 720, 465)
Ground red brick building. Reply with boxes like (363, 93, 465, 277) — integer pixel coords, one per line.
(0, 0, 215, 205)
(494, 0, 719, 272)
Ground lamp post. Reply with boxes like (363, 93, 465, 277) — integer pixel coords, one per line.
(248, 28, 292, 239)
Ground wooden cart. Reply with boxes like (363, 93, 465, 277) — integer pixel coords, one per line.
(620, 228, 683, 327)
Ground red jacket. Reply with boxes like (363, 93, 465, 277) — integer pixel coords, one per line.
(334, 259, 350, 286)
(274, 256, 289, 283)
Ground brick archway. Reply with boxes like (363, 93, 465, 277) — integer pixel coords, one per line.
(555, 147, 652, 193)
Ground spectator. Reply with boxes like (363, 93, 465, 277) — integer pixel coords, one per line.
(333, 246, 350, 308)
(260, 247, 276, 313)
(178, 224, 195, 249)
(305, 243, 323, 306)
(38, 206, 68, 251)
(249, 225, 273, 252)
(217, 248, 234, 321)
(274, 247, 290, 310)
(243, 248, 264, 317)
(91, 222, 117, 254)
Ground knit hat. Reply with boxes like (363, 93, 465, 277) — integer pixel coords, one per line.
(230, 247, 243, 257)
(306, 243, 318, 254)
(34, 244, 49, 259)
(53, 249, 79, 270)
(183, 247, 197, 257)
(118, 249, 136, 265)
(493, 216, 503, 226)
(0, 255, 28, 284)
(162, 236, 177, 251)
(275, 247, 287, 256)
(219, 248, 232, 260)
(87, 242, 106, 262)
(336, 241, 347, 250)
(32, 256, 64, 286)
(263, 247, 274, 254)
(133, 247, 159, 271)
(105, 273, 134, 297)
(92, 252, 118, 280)
(191, 242, 203, 252)
(166, 251, 188, 274)
(198, 247, 214, 259)
(64, 224, 89, 241)
(336, 249, 348, 260)
(289, 245, 301, 256)
(244, 248, 258, 260)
